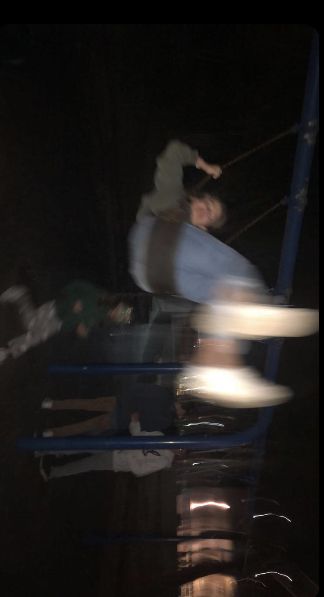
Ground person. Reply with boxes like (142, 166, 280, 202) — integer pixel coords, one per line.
(40, 382, 185, 481)
(0, 279, 132, 365)
(39, 412, 175, 481)
(128, 139, 318, 407)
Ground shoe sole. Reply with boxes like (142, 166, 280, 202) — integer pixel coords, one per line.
(193, 304, 319, 339)
(178, 368, 292, 408)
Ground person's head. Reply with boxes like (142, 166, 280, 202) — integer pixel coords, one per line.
(98, 295, 133, 325)
(189, 192, 227, 231)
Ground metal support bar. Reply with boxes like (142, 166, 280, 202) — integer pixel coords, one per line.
(16, 36, 318, 461)
(17, 418, 269, 451)
(84, 531, 246, 544)
(48, 362, 182, 376)
(265, 32, 318, 383)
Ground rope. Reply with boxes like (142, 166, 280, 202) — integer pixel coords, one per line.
(226, 198, 287, 245)
(190, 124, 297, 242)
(193, 124, 298, 192)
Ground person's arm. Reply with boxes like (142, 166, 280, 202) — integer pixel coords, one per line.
(137, 140, 222, 220)
(136, 140, 198, 220)
(126, 421, 174, 476)
(113, 418, 173, 476)
(195, 156, 222, 179)
(129, 413, 165, 438)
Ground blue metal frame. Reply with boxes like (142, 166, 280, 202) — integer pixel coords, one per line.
(47, 362, 183, 376)
(17, 418, 267, 452)
(83, 531, 246, 545)
(265, 32, 319, 384)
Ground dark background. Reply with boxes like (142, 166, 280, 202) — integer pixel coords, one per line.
(0, 24, 318, 596)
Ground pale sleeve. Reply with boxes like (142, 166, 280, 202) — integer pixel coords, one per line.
(136, 140, 198, 220)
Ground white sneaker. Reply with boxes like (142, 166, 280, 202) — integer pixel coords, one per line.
(41, 398, 53, 409)
(178, 365, 292, 408)
(0, 347, 10, 365)
(193, 303, 319, 339)
(0, 285, 28, 303)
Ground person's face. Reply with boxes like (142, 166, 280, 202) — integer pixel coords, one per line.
(109, 303, 133, 324)
(190, 197, 223, 230)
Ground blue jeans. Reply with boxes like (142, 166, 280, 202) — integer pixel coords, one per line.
(129, 216, 266, 305)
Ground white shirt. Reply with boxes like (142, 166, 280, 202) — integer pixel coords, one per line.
(112, 421, 174, 477)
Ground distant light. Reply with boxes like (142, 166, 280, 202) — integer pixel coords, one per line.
(255, 571, 293, 582)
(190, 500, 230, 511)
(253, 513, 292, 523)
(185, 422, 225, 427)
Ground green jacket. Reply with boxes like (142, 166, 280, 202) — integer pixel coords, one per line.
(55, 280, 111, 333)
(136, 140, 198, 221)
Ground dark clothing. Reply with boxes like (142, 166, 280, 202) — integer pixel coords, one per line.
(115, 381, 175, 432)
(136, 140, 198, 221)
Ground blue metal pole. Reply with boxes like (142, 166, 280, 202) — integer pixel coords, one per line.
(84, 531, 245, 545)
(48, 362, 183, 375)
(17, 422, 265, 452)
(265, 32, 319, 383)
(245, 33, 319, 507)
